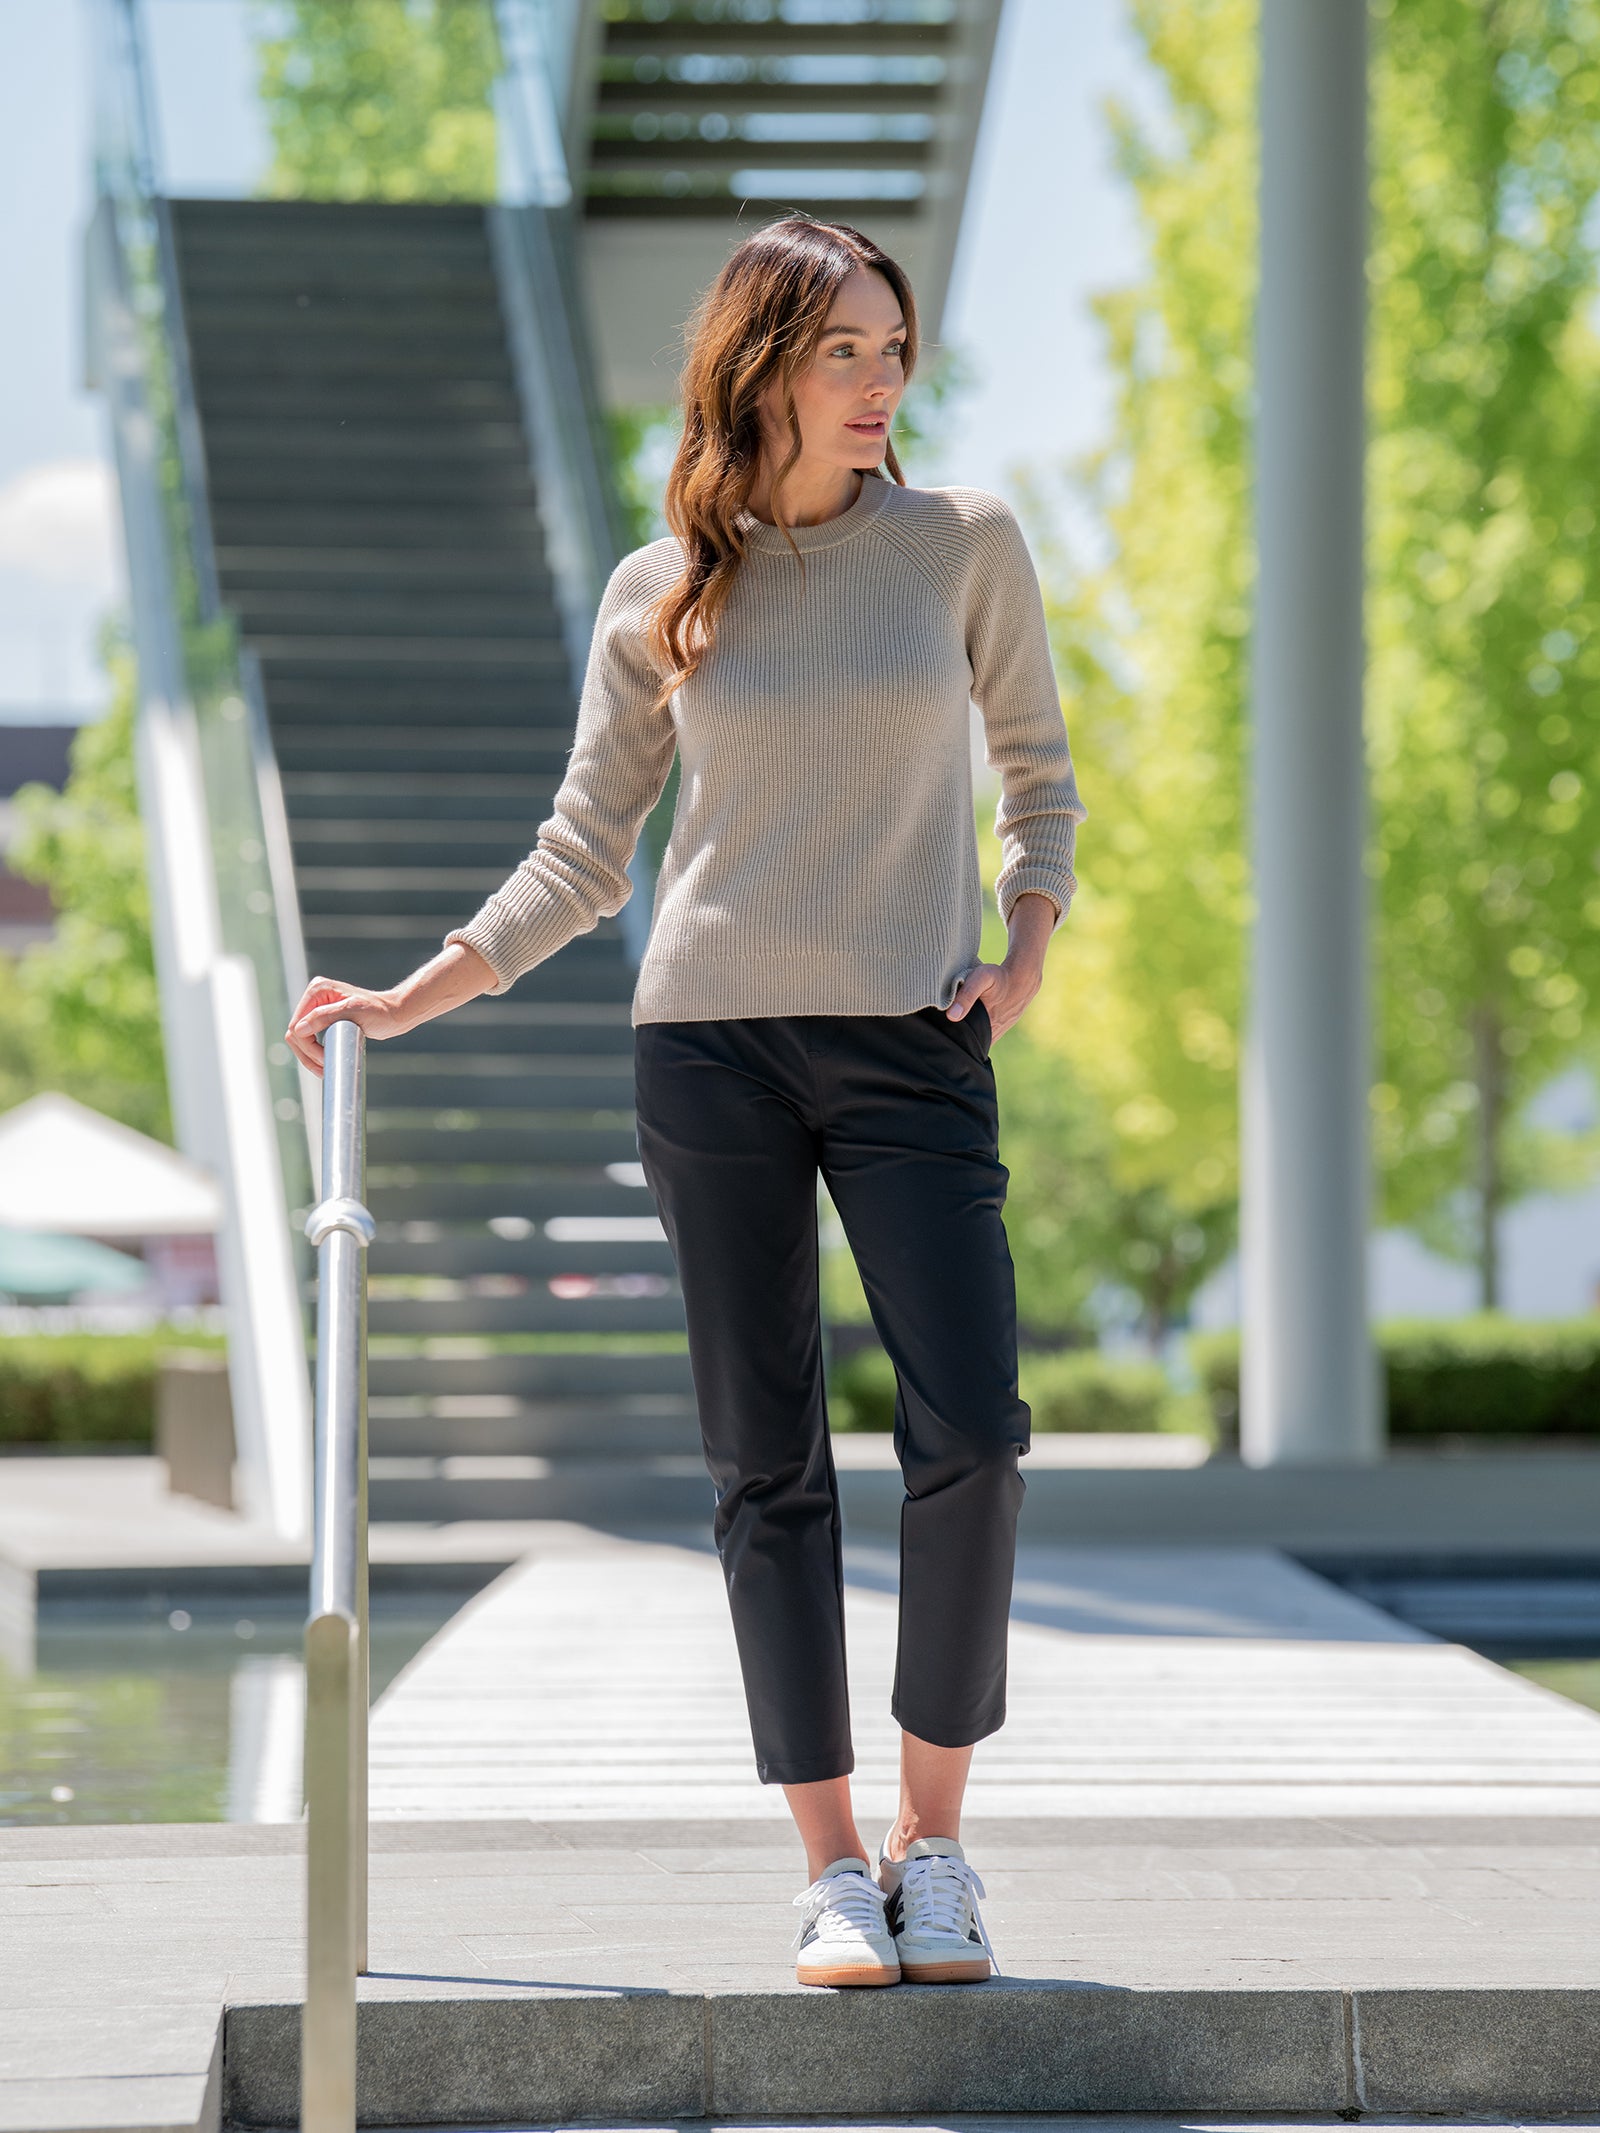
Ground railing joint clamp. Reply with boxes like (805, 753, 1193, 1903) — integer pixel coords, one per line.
(305, 1196, 376, 1249)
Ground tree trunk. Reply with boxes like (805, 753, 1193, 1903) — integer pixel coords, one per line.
(1471, 1001, 1504, 1310)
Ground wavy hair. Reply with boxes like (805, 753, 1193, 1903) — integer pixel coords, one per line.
(645, 214, 919, 707)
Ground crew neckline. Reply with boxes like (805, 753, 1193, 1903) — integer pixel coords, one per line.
(738, 470, 894, 554)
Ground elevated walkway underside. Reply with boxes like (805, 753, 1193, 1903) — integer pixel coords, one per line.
(4, 1533, 1599, 2130)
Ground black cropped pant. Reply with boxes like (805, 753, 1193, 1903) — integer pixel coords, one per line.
(634, 1004, 1029, 1786)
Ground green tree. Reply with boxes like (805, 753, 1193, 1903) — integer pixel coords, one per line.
(1024, 0, 1256, 1339)
(1366, 0, 1600, 1300)
(1034, 0, 1600, 1323)
(256, 0, 499, 202)
(0, 640, 171, 1141)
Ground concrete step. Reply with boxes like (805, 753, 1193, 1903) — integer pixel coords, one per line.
(252, 630, 565, 669)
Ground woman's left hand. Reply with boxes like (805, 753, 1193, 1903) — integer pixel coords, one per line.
(945, 892, 1057, 1042)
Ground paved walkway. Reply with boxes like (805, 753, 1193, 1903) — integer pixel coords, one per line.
(8, 1528, 1600, 2127)
(369, 1533, 1600, 1821)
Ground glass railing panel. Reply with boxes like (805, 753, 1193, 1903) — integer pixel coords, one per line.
(89, 0, 315, 1244)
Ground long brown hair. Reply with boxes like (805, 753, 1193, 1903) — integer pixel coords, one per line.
(645, 215, 919, 707)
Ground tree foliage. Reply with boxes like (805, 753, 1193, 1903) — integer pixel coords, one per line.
(1019, 0, 1256, 1335)
(1034, 0, 1600, 1318)
(1366, 0, 1600, 1293)
(256, 0, 499, 202)
(0, 641, 171, 1141)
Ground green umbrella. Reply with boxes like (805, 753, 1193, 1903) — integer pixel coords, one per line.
(0, 1227, 149, 1303)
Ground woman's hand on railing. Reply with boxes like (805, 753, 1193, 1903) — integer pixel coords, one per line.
(286, 979, 404, 1077)
(286, 943, 497, 1077)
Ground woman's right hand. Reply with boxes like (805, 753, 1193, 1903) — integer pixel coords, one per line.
(285, 976, 406, 1078)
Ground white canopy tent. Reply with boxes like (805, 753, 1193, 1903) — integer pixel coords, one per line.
(0, 1092, 221, 1240)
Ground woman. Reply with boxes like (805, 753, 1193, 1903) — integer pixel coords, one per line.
(287, 215, 1086, 1989)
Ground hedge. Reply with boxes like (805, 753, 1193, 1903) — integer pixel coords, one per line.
(1190, 1316, 1600, 1445)
(0, 1333, 224, 1448)
(827, 1341, 1199, 1435)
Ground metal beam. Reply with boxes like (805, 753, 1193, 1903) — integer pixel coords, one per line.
(1240, 0, 1381, 1467)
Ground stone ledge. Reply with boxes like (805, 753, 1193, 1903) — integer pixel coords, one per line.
(222, 1983, 1600, 2125)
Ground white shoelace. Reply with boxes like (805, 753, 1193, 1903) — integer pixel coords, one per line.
(898, 1853, 1000, 1971)
(791, 1868, 889, 1952)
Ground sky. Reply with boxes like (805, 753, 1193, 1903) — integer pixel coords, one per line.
(0, 0, 1153, 719)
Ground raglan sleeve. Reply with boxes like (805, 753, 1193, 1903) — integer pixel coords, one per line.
(443, 549, 679, 994)
(962, 491, 1087, 933)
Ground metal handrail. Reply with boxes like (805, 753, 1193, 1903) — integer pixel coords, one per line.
(301, 1019, 374, 2132)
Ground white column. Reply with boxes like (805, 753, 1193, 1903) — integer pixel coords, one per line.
(1240, 0, 1381, 1466)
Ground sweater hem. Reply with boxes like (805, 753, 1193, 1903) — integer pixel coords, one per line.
(630, 951, 979, 1026)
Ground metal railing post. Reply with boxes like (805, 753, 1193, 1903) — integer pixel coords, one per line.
(302, 1020, 374, 2132)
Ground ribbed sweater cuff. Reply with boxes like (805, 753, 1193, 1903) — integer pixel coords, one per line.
(998, 866, 1076, 933)
(444, 904, 576, 996)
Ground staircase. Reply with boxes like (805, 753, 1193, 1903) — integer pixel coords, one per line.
(168, 198, 707, 1526)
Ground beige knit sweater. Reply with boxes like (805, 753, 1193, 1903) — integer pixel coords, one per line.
(447, 474, 1087, 1024)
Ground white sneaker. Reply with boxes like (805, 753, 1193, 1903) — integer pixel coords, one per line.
(877, 1833, 997, 1983)
(791, 1856, 901, 1987)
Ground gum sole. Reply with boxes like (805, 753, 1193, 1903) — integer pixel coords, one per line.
(899, 1959, 992, 1983)
(795, 1964, 901, 1988)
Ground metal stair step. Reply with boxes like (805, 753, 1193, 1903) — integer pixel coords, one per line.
(294, 827, 550, 870)
(227, 593, 559, 639)
(302, 921, 623, 963)
(366, 1348, 690, 1398)
(197, 379, 522, 421)
(183, 337, 517, 381)
(366, 1120, 641, 1167)
(206, 462, 538, 507)
(365, 1452, 711, 1524)
(217, 547, 551, 591)
(367, 1394, 698, 1459)
(366, 1293, 683, 1337)
(384, 1006, 636, 1057)
(201, 417, 528, 458)
(284, 770, 560, 812)
(171, 197, 702, 1484)
(296, 868, 551, 916)
(212, 504, 547, 547)
(368, 1235, 673, 1279)
(280, 727, 570, 769)
(367, 1054, 636, 1104)
(249, 633, 564, 670)
(368, 1183, 652, 1225)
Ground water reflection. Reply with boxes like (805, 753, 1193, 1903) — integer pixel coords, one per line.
(0, 1601, 461, 1826)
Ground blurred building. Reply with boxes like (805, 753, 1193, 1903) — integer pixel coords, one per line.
(0, 1092, 221, 1314)
(0, 718, 79, 951)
